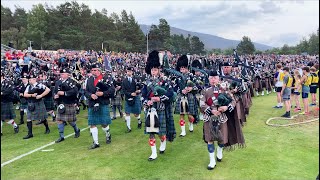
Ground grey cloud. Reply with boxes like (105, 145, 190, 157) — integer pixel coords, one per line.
(259, 1, 282, 14)
(142, 2, 280, 34)
(268, 33, 302, 47)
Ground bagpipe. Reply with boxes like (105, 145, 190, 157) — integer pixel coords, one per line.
(144, 80, 167, 133)
(96, 75, 114, 97)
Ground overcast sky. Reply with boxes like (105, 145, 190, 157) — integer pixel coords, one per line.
(2, 0, 319, 47)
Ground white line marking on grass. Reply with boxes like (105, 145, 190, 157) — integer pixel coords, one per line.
(41, 149, 54, 152)
(1, 126, 90, 167)
(266, 114, 319, 127)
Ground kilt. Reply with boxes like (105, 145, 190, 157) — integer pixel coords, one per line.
(19, 98, 28, 109)
(203, 120, 228, 144)
(111, 93, 122, 106)
(1, 102, 16, 120)
(261, 79, 266, 88)
(124, 96, 141, 115)
(254, 79, 262, 92)
(144, 108, 166, 136)
(165, 103, 176, 142)
(174, 93, 197, 115)
(27, 101, 48, 121)
(88, 104, 112, 126)
(265, 78, 272, 91)
(44, 96, 55, 111)
(56, 104, 77, 122)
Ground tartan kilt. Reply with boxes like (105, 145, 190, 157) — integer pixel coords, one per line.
(27, 101, 48, 121)
(88, 104, 112, 126)
(261, 79, 266, 88)
(56, 104, 77, 122)
(165, 103, 176, 142)
(203, 120, 228, 144)
(111, 93, 122, 106)
(19, 98, 28, 109)
(44, 96, 55, 111)
(1, 102, 16, 120)
(174, 93, 197, 115)
(254, 79, 262, 91)
(144, 108, 166, 136)
(124, 96, 141, 115)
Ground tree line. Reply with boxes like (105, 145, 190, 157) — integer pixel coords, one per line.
(208, 29, 319, 55)
(1, 1, 205, 54)
(1, 2, 317, 55)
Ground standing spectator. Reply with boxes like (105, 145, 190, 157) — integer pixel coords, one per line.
(280, 67, 293, 118)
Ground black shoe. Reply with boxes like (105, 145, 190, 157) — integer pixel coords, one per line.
(23, 134, 33, 139)
(35, 120, 43, 125)
(106, 135, 111, 144)
(112, 117, 116, 120)
(1, 133, 3, 136)
(120, 113, 123, 118)
(125, 128, 132, 133)
(159, 150, 165, 154)
(281, 113, 290, 118)
(14, 126, 19, 134)
(83, 105, 87, 110)
(189, 130, 193, 133)
(18, 121, 24, 125)
(64, 121, 68, 126)
(217, 158, 222, 162)
(45, 129, 50, 134)
(138, 122, 142, 129)
(52, 116, 56, 122)
(55, 137, 65, 143)
(148, 157, 156, 161)
(207, 165, 215, 170)
(74, 129, 80, 138)
(88, 143, 100, 150)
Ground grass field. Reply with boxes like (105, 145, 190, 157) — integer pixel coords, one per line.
(1, 93, 319, 180)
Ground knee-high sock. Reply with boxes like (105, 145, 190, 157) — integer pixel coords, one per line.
(217, 144, 224, 160)
(43, 119, 50, 130)
(7, 119, 17, 128)
(20, 111, 24, 122)
(51, 111, 56, 118)
(207, 144, 216, 168)
(159, 136, 166, 152)
(69, 121, 79, 133)
(102, 125, 110, 137)
(137, 115, 141, 124)
(149, 138, 157, 159)
(179, 119, 186, 136)
(1, 121, 3, 133)
(125, 116, 131, 129)
(27, 120, 33, 135)
(58, 123, 65, 138)
(90, 127, 99, 145)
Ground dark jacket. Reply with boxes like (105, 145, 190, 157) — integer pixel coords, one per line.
(85, 76, 115, 108)
(122, 76, 139, 100)
(54, 78, 79, 104)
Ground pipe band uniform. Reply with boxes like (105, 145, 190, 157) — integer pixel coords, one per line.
(141, 50, 176, 161)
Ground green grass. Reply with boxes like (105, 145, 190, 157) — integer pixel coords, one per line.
(1, 93, 319, 180)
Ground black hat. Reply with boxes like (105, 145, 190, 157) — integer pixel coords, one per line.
(127, 66, 134, 71)
(21, 74, 29, 79)
(60, 68, 71, 74)
(91, 62, 102, 69)
(191, 59, 202, 69)
(145, 50, 161, 75)
(223, 62, 232, 66)
(176, 55, 189, 71)
(232, 64, 239, 67)
(209, 70, 219, 77)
